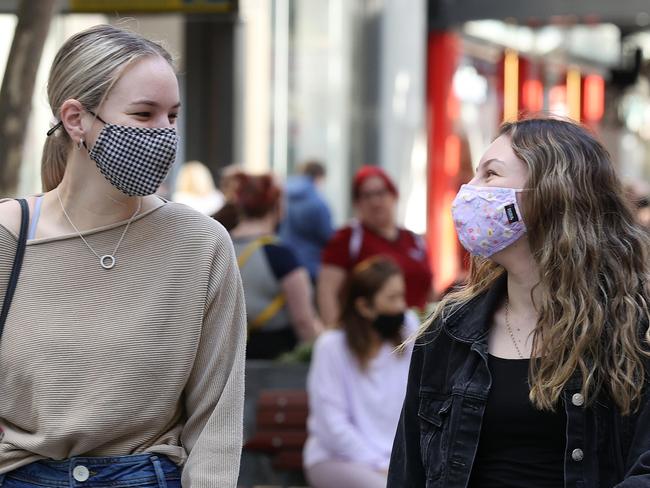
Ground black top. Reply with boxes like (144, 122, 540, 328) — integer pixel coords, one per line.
(468, 354, 567, 488)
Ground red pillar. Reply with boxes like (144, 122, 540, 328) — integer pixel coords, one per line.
(520, 58, 544, 115)
(581, 74, 605, 129)
(426, 31, 460, 294)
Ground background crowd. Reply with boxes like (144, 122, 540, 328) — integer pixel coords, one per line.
(172, 158, 434, 487)
(170, 145, 650, 487)
(174, 159, 434, 359)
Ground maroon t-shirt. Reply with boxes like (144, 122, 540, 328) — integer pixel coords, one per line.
(321, 223, 433, 308)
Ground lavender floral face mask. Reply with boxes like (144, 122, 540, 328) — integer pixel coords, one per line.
(451, 184, 527, 258)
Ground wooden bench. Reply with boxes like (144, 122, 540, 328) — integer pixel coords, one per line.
(244, 389, 309, 473)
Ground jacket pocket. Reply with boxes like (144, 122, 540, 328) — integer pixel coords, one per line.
(418, 394, 452, 483)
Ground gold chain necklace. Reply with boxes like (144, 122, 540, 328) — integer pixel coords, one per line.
(504, 298, 525, 359)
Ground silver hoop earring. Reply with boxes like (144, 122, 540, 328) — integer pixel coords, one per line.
(76, 138, 84, 150)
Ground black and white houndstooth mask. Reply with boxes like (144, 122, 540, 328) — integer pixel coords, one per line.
(87, 119, 178, 197)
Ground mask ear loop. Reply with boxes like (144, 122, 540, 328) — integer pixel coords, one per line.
(86, 109, 108, 125)
(80, 106, 106, 153)
(511, 188, 529, 228)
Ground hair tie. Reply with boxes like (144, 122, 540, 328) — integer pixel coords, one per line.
(46, 120, 63, 136)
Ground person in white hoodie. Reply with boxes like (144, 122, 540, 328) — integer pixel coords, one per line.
(303, 256, 417, 488)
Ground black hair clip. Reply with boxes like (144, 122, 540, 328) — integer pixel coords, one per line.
(46, 121, 63, 136)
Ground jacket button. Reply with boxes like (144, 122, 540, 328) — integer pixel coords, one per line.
(572, 393, 584, 407)
(572, 448, 584, 462)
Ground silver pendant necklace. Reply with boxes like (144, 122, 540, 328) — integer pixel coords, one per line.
(56, 189, 142, 270)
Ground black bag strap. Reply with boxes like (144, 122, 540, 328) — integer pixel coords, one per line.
(0, 198, 29, 337)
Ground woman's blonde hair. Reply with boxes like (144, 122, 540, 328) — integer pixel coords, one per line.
(175, 161, 218, 196)
(42, 24, 173, 191)
(424, 117, 650, 415)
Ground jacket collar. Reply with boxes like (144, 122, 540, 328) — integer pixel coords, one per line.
(442, 273, 508, 344)
(440, 274, 588, 392)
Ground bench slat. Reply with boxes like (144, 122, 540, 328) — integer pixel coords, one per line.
(256, 409, 308, 429)
(258, 390, 308, 409)
(244, 430, 308, 453)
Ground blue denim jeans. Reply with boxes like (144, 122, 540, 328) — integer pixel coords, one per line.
(0, 453, 180, 487)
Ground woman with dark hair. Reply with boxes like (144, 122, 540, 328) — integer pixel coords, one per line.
(231, 173, 321, 358)
(389, 117, 650, 487)
(304, 256, 416, 488)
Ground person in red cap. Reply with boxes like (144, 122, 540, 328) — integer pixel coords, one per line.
(317, 165, 433, 326)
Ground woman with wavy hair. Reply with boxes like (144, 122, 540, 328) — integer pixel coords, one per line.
(388, 117, 650, 487)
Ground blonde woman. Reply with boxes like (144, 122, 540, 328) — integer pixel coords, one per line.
(173, 160, 225, 215)
(388, 117, 650, 487)
(0, 25, 245, 487)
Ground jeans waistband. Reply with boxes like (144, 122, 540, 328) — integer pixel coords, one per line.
(0, 453, 180, 487)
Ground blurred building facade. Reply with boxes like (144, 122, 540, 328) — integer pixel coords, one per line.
(1, 0, 428, 232)
(426, 0, 650, 289)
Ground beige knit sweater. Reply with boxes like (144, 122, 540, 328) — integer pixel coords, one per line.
(0, 201, 246, 487)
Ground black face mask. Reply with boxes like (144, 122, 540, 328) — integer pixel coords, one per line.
(372, 312, 405, 339)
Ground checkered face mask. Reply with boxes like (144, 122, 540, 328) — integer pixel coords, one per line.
(85, 112, 178, 197)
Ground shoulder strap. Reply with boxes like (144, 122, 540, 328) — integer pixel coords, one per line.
(237, 235, 278, 269)
(348, 220, 363, 263)
(236, 235, 287, 333)
(27, 195, 45, 240)
(0, 199, 29, 338)
(249, 295, 287, 332)
(412, 230, 427, 252)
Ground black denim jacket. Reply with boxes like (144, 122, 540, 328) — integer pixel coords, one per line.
(388, 276, 650, 488)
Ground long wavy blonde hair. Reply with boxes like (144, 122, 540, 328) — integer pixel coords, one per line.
(425, 117, 650, 415)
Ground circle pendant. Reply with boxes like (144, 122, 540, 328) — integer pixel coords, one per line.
(100, 255, 116, 269)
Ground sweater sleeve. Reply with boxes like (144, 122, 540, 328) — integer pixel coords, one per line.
(180, 227, 247, 487)
(307, 334, 386, 469)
